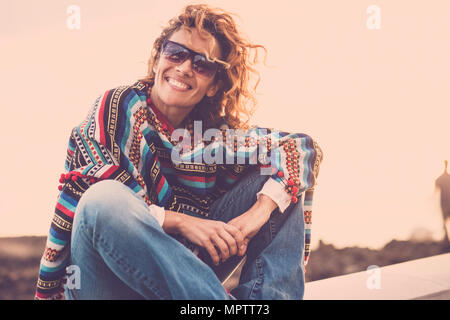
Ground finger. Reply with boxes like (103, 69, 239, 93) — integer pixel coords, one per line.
(218, 229, 238, 257)
(212, 234, 230, 262)
(204, 241, 220, 266)
(239, 238, 250, 256)
(224, 224, 246, 256)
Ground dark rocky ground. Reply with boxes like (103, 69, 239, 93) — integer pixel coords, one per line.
(304, 239, 450, 282)
(0, 236, 47, 300)
(0, 236, 449, 300)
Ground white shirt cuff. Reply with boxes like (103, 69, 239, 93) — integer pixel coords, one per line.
(256, 178, 292, 213)
(149, 204, 165, 227)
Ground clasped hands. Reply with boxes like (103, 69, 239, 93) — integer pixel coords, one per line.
(163, 195, 277, 266)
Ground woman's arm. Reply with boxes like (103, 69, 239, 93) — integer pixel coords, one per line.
(161, 210, 183, 234)
(227, 194, 277, 255)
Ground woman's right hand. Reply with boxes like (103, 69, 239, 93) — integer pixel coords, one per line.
(164, 211, 245, 265)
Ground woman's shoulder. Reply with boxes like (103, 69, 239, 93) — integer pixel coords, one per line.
(92, 80, 148, 115)
(99, 80, 147, 100)
(75, 80, 148, 130)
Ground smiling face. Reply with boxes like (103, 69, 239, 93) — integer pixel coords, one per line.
(150, 27, 222, 117)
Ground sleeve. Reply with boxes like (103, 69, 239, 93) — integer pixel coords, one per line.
(257, 129, 323, 270)
(35, 90, 164, 300)
(149, 204, 166, 226)
(214, 126, 323, 205)
(256, 178, 292, 213)
(263, 130, 322, 205)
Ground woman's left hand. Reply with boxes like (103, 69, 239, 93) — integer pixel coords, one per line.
(227, 194, 278, 256)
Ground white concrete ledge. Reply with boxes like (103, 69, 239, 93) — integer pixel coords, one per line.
(303, 253, 450, 300)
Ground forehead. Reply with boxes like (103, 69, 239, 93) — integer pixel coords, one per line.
(168, 27, 222, 59)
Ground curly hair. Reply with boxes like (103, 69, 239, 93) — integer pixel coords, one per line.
(138, 4, 266, 130)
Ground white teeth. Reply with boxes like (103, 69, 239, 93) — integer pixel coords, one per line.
(167, 77, 190, 89)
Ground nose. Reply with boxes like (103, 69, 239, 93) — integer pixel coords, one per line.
(175, 58, 194, 77)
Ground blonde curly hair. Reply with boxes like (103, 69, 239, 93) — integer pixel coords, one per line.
(139, 4, 266, 130)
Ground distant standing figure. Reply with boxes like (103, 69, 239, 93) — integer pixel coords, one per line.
(435, 160, 450, 242)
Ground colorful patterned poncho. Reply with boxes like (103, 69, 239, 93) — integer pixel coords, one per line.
(35, 80, 323, 299)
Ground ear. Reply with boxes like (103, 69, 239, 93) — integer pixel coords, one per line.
(152, 57, 160, 74)
(206, 80, 222, 97)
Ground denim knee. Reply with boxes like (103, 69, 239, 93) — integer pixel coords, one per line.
(73, 180, 152, 237)
(244, 168, 271, 187)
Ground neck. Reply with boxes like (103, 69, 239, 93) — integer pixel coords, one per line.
(150, 90, 194, 129)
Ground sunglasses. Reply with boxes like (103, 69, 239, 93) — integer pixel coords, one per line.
(161, 40, 221, 78)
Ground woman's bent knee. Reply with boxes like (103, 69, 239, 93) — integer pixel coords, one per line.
(74, 180, 149, 232)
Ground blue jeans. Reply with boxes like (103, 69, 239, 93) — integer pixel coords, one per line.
(65, 169, 305, 300)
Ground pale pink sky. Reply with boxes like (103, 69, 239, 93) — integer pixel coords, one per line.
(1, 0, 449, 250)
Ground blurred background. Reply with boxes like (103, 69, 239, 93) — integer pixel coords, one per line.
(1, 0, 449, 299)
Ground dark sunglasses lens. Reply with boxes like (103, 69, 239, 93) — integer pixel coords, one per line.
(162, 41, 219, 77)
(193, 55, 218, 77)
(162, 42, 189, 63)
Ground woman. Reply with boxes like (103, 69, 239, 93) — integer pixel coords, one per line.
(35, 4, 323, 300)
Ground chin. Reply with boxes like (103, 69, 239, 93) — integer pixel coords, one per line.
(163, 95, 200, 109)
